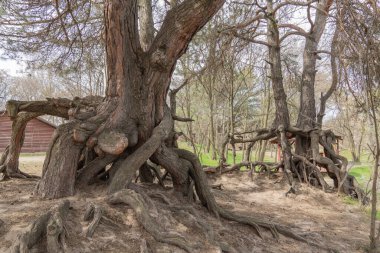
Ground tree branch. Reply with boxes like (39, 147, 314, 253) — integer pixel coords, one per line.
(149, 0, 225, 73)
(272, 0, 316, 14)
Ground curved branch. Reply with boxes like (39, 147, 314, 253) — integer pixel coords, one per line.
(317, 25, 339, 125)
(233, 131, 276, 143)
(232, 32, 273, 47)
(149, 0, 224, 76)
(108, 106, 173, 193)
(272, 0, 316, 14)
(172, 115, 194, 122)
(280, 31, 310, 43)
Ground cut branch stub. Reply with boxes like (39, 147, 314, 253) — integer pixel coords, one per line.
(97, 130, 129, 155)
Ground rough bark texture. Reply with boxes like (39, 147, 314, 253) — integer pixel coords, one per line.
(267, 0, 290, 129)
(36, 122, 84, 198)
(297, 0, 333, 130)
(296, 0, 333, 157)
(31, 0, 225, 199)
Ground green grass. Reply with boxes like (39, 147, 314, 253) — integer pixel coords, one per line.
(349, 165, 372, 188)
(177, 141, 275, 167)
(339, 149, 372, 163)
(342, 196, 359, 205)
(345, 164, 380, 220)
(365, 208, 380, 220)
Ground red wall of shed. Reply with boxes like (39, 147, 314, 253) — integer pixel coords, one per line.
(0, 115, 55, 153)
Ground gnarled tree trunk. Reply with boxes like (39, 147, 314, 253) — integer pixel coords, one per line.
(35, 0, 225, 199)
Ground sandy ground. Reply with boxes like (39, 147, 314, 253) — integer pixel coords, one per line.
(0, 157, 373, 253)
(18, 155, 46, 177)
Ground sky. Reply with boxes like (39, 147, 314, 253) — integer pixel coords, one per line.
(0, 57, 24, 76)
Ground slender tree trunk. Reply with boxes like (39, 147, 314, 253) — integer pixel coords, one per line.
(1, 111, 42, 177)
(266, 0, 293, 186)
(184, 85, 197, 154)
(209, 94, 217, 160)
(296, 0, 333, 156)
(367, 50, 380, 253)
(266, 1, 290, 129)
(258, 78, 271, 162)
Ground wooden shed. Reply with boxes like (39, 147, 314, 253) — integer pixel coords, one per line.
(0, 112, 56, 153)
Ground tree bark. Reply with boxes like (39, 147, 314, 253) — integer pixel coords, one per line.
(36, 0, 225, 198)
(266, 0, 290, 129)
(2, 112, 41, 177)
(297, 0, 334, 128)
(36, 122, 85, 198)
(296, 0, 333, 156)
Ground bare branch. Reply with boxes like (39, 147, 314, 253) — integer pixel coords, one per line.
(272, 0, 316, 14)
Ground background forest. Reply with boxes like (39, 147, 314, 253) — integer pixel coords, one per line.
(0, 0, 379, 252)
(0, 1, 377, 173)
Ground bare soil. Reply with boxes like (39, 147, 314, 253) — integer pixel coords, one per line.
(0, 158, 371, 253)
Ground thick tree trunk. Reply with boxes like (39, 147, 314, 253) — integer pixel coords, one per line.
(36, 122, 85, 198)
(35, 0, 225, 198)
(265, 0, 293, 182)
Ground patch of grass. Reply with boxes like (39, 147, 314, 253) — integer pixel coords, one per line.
(349, 165, 372, 187)
(177, 142, 219, 167)
(341, 195, 380, 221)
(177, 141, 276, 167)
(339, 149, 372, 163)
(198, 153, 219, 167)
(342, 196, 358, 205)
(365, 208, 380, 220)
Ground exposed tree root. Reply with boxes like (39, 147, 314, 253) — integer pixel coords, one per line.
(140, 238, 152, 253)
(165, 203, 238, 253)
(76, 155, 117, 186)
(9, 200, 70, 253)
(221, 161, 281, 175)
(4, 171, 40, 180)
(292, 153, 330, 192)
(211, 183, 223, 190)
(109, 189, 196, 252)
(83, 204, 103, 238)
(173, 148, 325, 248)
(229, 126, 365, 201)
(46, 207, 68, 253)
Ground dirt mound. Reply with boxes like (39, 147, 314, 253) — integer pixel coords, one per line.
(0, 172, 370, 253)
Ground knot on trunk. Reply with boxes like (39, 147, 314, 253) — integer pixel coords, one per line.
(97, 130, 129, 155)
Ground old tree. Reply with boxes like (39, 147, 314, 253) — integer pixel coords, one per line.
(0, 0, 371, 252)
